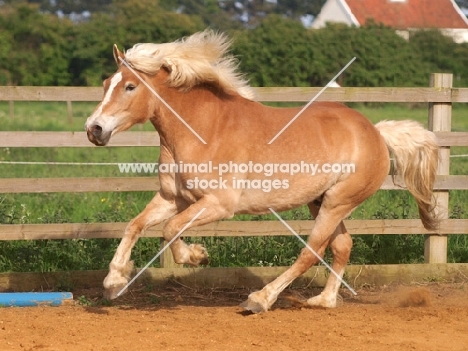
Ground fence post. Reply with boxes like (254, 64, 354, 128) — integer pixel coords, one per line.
(425, 73, 452, 263)
(159, 238, 179, 268)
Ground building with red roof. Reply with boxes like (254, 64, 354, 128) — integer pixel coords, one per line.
(312, 0, 468, 42)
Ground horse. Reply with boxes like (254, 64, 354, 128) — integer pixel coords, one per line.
(85, 30, 439, 313)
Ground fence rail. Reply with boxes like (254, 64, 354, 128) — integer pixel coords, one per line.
(2, 86, 468, 102)
(0, 175, 467, 193)
(0, 131, 467, 147)
(0, 73, 467, 270)
(0, 219, 467, 241)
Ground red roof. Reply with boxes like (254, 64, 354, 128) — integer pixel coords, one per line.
(345, 0, 468, 29)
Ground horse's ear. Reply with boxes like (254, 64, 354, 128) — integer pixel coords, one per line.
(113, 44, 125, 66)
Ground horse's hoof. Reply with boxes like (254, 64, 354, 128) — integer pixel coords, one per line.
(189, 243, 210, 266)
(199, 256, 210, 266)
(307, 293, 337, 308)
(240, 297, 268, 314)
(103, 285, 128, 300)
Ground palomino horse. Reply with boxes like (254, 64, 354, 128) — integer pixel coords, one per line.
(85, 30, 439, 313)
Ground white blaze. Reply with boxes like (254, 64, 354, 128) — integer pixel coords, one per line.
(93, 72, 122, 118)
(85, 72, 123, 133)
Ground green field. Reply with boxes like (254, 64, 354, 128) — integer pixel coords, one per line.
(0, 101, 467, 272)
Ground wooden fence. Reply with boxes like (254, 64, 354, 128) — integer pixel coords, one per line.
(0, 73, 467, 284)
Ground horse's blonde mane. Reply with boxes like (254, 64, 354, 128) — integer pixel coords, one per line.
(123, 30, 255, 100)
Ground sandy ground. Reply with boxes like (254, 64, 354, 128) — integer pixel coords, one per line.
(1, 282, 467, 351)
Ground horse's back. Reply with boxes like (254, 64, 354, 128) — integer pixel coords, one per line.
(283, 101, 383, 148)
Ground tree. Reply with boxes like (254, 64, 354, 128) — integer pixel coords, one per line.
(275, 0, 326, 18)
(1, 1, 467, 88)
(70, 0, 204, 85)
(231, 18, 436, 88)
(232, 15, 315, 87)
(161, 0, 244, 31)
(306, 21, 435, 87)
(409, 29, 468, 87)
(25, 0, 112, 14)
(0, 4, 73, 85)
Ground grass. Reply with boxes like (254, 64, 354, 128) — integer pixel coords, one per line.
(0, 101, 467, 272)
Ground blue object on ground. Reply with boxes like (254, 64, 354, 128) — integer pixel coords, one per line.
(0, 292, 73, 307)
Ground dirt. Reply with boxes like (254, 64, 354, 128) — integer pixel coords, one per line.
(1, 282, 467, 351)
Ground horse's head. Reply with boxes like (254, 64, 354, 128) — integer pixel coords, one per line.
(86, 31, 255, 146)
(85, 45, 155, 146)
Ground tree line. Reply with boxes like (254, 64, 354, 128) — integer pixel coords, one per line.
(1, 0, 468, 88)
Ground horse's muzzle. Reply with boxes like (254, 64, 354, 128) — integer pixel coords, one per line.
(86, 124, 111, 146)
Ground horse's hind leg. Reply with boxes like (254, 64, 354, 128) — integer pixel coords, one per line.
(241, 199, 355, 313)
(308, 222, 352, 307)
(305, 202, 352, 308)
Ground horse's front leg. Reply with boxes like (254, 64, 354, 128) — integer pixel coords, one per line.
(163, 196, 233, 266)
(103, 193, 178, 299)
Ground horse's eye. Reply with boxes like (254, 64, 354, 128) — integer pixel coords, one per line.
(125, 84, 136, 91)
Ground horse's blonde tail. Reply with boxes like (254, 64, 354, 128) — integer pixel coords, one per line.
(375, 120, 439, 231)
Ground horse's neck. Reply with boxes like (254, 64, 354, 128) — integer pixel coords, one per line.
(150, 85, 235, 150)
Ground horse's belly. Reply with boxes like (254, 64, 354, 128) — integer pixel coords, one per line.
(233, 174, 333, 214)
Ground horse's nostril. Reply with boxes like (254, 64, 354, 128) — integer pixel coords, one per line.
(91, 125, 103, 137)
